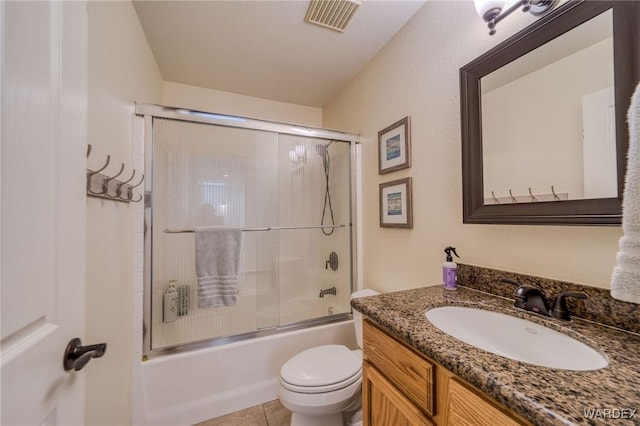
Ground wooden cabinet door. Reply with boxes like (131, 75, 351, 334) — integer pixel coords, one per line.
(444, 378, 523, 426)
(363, 320, 436, 416)
(363, 361, 435, 426)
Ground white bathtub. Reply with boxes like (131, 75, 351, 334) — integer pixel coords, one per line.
(132, 319, 356, 426)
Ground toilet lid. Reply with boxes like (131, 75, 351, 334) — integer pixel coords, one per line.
(281, 345, 361, 388)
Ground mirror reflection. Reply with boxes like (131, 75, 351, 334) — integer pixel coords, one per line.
(481, 9, 615, 205)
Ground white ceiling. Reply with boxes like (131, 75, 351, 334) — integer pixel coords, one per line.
(133, 1, 426, 107)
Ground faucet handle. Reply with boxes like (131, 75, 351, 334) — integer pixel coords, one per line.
(550, 292, 587, 321)
(501, 278, 523, 303)
(501, 278, 521, 287)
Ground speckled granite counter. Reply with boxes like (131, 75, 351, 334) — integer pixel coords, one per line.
(351, 286, 640, 426)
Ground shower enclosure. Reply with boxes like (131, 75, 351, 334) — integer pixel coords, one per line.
(137, 105, 358, 355)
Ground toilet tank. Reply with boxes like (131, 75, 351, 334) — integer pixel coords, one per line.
(351, 289, 380, 349)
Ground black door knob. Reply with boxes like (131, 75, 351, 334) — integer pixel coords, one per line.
(63, 337, 107, 372)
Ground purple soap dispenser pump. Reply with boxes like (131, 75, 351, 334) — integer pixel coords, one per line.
(443, 247, 460, 290)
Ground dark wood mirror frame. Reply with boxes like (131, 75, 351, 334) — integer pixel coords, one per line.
(460, 0, 639, 226)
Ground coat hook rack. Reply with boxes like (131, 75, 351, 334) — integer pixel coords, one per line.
(86, 144, 144, 203)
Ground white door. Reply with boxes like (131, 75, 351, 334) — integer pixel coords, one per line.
(1, 1, 89, 425)
(582, 86, 617, 199)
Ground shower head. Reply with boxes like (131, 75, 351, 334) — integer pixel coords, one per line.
(315, 141, 333, 157)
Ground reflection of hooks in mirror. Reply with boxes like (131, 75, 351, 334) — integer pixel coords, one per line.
(86, 145, 143, 203)
(487, 186, 569, 204)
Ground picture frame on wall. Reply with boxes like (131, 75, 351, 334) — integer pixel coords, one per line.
(378, 116, 411, 175)
(379, 177, 413, 228)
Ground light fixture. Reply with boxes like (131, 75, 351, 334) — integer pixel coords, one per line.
(474, 0, 559, 35)
(289, 145, 306, 166)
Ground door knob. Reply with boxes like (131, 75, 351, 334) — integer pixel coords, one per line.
(63, 338, 107, 372)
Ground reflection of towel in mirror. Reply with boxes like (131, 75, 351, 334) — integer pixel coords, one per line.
(195, 226, 243, 308)
(611, 82, 640, 304)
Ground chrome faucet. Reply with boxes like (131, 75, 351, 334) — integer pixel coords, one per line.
(501, 278, 587, 321)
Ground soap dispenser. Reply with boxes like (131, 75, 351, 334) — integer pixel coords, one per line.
(443, 247, 460, 291)
(164, 281, 179, 323)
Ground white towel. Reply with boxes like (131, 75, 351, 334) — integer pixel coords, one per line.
(611, 82, 640, 304)
(195, 226, 243, 308)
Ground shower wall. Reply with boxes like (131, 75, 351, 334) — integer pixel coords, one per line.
(149, 118, 352, 351)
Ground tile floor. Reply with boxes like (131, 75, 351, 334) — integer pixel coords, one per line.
(194, 400, 291, 426)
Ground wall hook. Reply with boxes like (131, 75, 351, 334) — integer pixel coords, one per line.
(126, 174, 145, 201)
(102, 163, 125, 195)
(116, 169, 137, 198)
(509, 189, 518, 203)
(528, 187, 537, 202)
(87, 144, 92, 159)
(491, 191, 500, 204)
(87, 155, 111, 193)
(551, 185, 560, 200)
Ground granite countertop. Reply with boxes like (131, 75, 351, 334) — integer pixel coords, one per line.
(351, 286, 640, 426)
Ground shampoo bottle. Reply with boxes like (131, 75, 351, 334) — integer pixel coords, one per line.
(164, 281, 179, 323)
(443, 247, 460, 291)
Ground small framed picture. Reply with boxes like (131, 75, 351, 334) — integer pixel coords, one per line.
(378, 116, 411, 175)
(379, 177, 413, 228)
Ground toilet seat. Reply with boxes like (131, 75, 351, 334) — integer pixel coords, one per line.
(280, 345, 362, 393)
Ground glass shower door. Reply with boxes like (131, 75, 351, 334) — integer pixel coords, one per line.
(149, 117, 352, 351)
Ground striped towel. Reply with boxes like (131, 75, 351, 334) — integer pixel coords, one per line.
(195, 226, 243, 307)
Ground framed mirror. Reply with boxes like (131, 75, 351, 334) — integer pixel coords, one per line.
(461, 0, 639, 225)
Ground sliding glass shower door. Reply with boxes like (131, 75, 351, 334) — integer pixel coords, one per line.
(148, 117, 353, 352)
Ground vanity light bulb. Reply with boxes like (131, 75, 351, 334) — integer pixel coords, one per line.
(474, 0, 506, 21)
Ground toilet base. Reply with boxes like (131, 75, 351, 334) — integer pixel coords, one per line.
(279, 380, 361, 426)
(290, 412, 343, 426)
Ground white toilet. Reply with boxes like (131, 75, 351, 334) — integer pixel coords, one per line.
(278, 289, 379, 426)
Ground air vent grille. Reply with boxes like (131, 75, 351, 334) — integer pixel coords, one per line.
(304, 0, 361, 33)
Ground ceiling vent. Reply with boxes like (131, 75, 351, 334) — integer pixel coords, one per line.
(304, 0, 362, 33)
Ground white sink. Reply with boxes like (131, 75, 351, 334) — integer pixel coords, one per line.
(425, 306, 608, 371)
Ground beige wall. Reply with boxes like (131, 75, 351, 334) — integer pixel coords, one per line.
(323, 1, 622, 293)
(86, 2, 163, 425)
(163, 81, 323, 127)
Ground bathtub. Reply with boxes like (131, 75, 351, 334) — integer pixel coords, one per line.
(132, 319, 356, 426)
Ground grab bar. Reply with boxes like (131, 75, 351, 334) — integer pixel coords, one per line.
(163, 224, 347, 234)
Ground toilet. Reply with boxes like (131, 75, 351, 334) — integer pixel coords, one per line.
(278, 289, 379, 426)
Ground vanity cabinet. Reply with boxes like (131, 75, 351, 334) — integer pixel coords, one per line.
(362, 319, 530, 426)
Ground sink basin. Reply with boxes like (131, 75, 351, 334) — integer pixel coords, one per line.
(425, 306, 608, 371)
